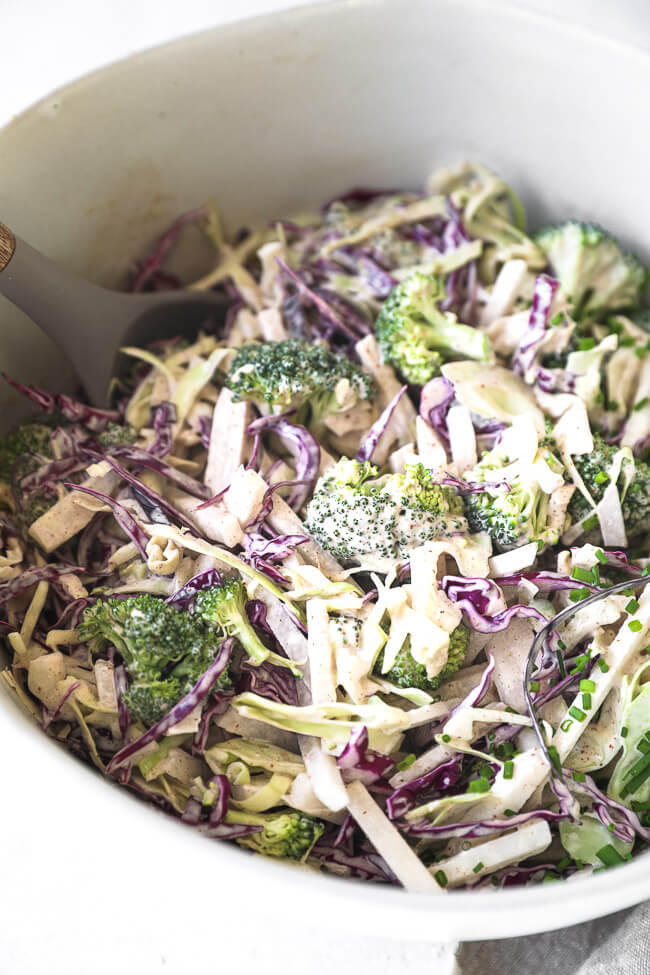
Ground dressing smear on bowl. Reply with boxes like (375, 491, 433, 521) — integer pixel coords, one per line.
(1, 161, 649, 891)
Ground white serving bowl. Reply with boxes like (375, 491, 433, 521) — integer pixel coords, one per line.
(1, 0, 649, 944)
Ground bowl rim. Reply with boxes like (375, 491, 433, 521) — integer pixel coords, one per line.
(1, 0, 650, 943)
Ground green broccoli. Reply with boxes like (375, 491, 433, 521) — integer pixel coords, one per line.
(304, 458, 467, 566)
(194, 579, 301, 675)
(225, 338, 375, 431)
(96, 422, 137, 448)
(374, 272, 492, 386)
(225, 808, 325, 861)
(374, 624, 469, 693)
(79, 594, 230, 725)
(463, 436, 566, 550)
(569, 433, 650, 540)
(535, 221, 646, 320)
(0, 421, 53, 482)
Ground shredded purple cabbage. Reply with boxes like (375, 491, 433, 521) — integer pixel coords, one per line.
(356, 385, 407, 462)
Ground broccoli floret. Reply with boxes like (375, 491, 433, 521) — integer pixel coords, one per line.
(225, 338, 374, 431)
(96, 422, 137, 448)
(80, 595, 230, 725)
(0, 421, 53, 482)
(226, 808, 325, 861)
(374, 624, 469, 693)
(305, 458, 467, 567)
(123, 678, 183, 726)
(569, 433, 650, 539)
(194, 580, 301, 675)
(374, 272, 491, 386)
(463, 437, 565, 550)
(535, 221, 646, 320)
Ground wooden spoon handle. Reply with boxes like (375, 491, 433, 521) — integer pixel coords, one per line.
(0, 222, 15, 272)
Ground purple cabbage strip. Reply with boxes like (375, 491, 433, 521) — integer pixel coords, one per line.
(276, 259, 361, 342)
(248, 414, 320, 510)
(308, 844, 397, 883)
(342, 248, 396, 298)
(193, 693, 233, 752)
(129, 205, 208, 293)
(536, 367, 577, 395)
(243, 533, 308, 563)
(321, 186, 401, 211)
(208, 773, 231, 827)
(43, 681, 81, 731)
(2, 373, 121, 431)
(333, 813, 356, 852)
(337, 726, 395, 786)
(0, 563, 84, 606)
(494, 570, 600, 594)
(386, 756, 462, 820)
(198, 415, 212, 450)
(567, 770, 650, 843)
(440, 473, 509, 495)
(403, 779, 577, 839)
(441, 575, 547, 633)
(448, 653, 495, 721)
(166, 568, 224, 610)
(80, 451, 196, 531)
(512, 274, 559, 377)
(63, 482, 149, 558)
(356, 385, 407, 462)
(106, 638, 233, 773)
(202, 822, 263, 840)
(106, 444, 211, 499)
(148, 401, 177, 458)
(419, 376, 454, 447)
(239, 659, 299, 705)
(19, 454, 92, 495)
(51, 597, 92, 631)
(113, 663, 130, 738)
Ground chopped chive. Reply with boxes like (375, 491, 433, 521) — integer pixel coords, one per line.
(529, 680, 540, 693)
(557, 857, 570, 871)
(583, 514, 599, 532)
(441, 734, 451, 743)
(467, 778, 490, 794)
(491, 876, 500, 887)
(550, 312, 564, 325)
(480, 765, 492, 779)
(628, 619, 643, 632)
(560, 719, 573, 732)
(569, 706, 586, 722)
(621, 726, 629, 739)
(434, 870, 448, 887)
(472, 861, 484, 874)
(580, 679, 596, 692)
(504, 809, 517, 817)
(547, 746, 561, 773)
(571, 566, 597, 583)
(594, 471, 610, 486)
(626, 598, 640, 614)
(634, 397, 649, 412)
(620, 336, 636, 348)
(596, 845, 625, 868)
(573, 771, 586, 782)
(503, 761, 514, 780)
(577, 337, 596, 351)
(608, 823, 616, 833)
(595, 549, 607, 564)
(569, 587, 591, 603)
(582, 693, 592, 710)
(396, 753, 416, 771)
(597, 658, 610, 673)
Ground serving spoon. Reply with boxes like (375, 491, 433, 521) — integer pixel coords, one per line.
(0, 221, 228, 407)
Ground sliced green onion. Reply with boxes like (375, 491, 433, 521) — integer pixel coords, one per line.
(503, 761, 514, 780)
(434, 870, 448, 887)
(628, 619, 643, 632)
(569, 706, 586, 722)
(472, 861, 484, 874)
(580, 679, 596, 692)
(626, 598, 640, 614)
(596, 845, 626, 868)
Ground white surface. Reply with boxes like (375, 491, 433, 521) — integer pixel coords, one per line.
(2, 1, 650, 973)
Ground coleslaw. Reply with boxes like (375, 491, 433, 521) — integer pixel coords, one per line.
(1, 161, 649, 891)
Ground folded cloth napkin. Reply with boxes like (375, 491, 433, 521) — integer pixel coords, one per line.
(457, 902, 649, 975)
